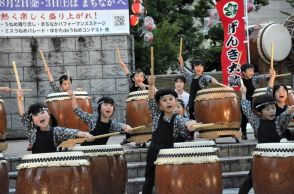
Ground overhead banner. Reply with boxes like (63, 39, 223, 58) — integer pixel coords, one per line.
(0, 0, 130, 37)
(216, 0, 247, 88)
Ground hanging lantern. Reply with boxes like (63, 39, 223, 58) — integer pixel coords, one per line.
(144, 16, 156, 31)
(132, 2, 143, 14)
(130, 15, 139, 26)
(144, 31, 154, 43)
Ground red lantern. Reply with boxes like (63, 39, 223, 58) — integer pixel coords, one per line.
(130, 15, 139, 26)
(132, 2, 143, 14)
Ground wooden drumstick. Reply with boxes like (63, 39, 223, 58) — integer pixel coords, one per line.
(237, 51, 242, 65)
(190, 123, 215, 131)
(116, 46, 123, 63)
(275, 73, 292, 78)
(271, 41, 275, 69)
(12, 61, 22, 89)
(10, 88, 32, 92)
(39, 49, 49, 71)
(150, 47, 154, 76)
(179, 37, 183, 57)
(215, 82, 228, 88)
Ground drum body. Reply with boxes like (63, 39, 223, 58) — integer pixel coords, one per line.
(46, 91, 93, 131)
(252, 143, 294, 194)
(16, 152, 92, 194)
(194, 88, 240, 124)
(0, 99, 7, 140)
(249, 23, 292, 65)
(155, 147, 222, 194)
(125, 90, 152, 143)
(0, 154, 8, 194)
(70, 145, 127, 194)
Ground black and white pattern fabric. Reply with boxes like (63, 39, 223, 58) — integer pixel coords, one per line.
(73, 107, 123, 132)
(240, 99, 293, 135)
(49, 81, 61, 93)
(148, 98, 189, 139)
(21, 114, 78, 146)
(179, 67, 213, 89)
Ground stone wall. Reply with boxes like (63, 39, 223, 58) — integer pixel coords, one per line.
(0, 35, 134, 139)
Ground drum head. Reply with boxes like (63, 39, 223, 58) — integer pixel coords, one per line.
(258, 23, 292, 63)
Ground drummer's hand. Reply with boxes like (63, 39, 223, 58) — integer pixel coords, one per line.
(83, 132, 94, 142)
(122, 124, 132, 133)
(68, 90, 75, 98)
(178, 56, 184, 67)
(185, 120, 198, 131)
(119, 61, 127, 70)
(148, 76, 156, 86)
(16, 89, 24, 100)
(240, 85, 247, 99)
(269, 68, 276, 78)
(287, 105, 294, 115)
(0, 87, 12, 93)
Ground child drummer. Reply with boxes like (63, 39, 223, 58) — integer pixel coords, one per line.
(119, 61, 149, 92)
(68, 90, 132, 145)
(229, 63, 269, 140)
(141, 75, 197, 194)
(16, 90, 93, 154)
(45, 66, 72, 92)
(178, 56, 218, 120)
(238, 77, 294, 194)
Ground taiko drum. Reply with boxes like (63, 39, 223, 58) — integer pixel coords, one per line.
(252, 143, 294, 194)
(0, 153, 8, 194)
(0, 99, 7, 140)
(194, 87, 240, 124)
(46, 91, 93, 132)
(16, 152, 92, 194)
(155, 147, 222, 194)
(69, 144, 127, 194)
(125, 90, 152, 143)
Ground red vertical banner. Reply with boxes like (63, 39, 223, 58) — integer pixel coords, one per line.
(216, 0, 247, 88)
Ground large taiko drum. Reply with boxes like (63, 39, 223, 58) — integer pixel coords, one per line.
(195, 87, 241, 124)
(16, 152, 92, 194)
(253, 86, 294, 105)
(46, 91, 93, 132)
(0, 153, 8, 194)
(125, 90, 152, 143)
(252, 143, 294, 194)
(69, 144, 127, 194)
(174, 140, 216, 148)
(0, 99, 7, 140)
(155, 147, 222, 194)
(249, 23, 292, 65)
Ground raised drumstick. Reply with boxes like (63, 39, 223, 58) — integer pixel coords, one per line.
(150, 47, 154, 76)
(275, 73, 292, 78)
(39, 49, 49, 71)
(270, 41, 275, 69)
(116, 46, 123, 63)
(179, 37, 183, 57)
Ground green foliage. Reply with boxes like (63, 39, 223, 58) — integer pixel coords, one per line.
(131, 0, 259, 73)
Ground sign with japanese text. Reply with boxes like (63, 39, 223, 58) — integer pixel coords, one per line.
(0, 0, 130, 37)
(216, 0, 247, 88)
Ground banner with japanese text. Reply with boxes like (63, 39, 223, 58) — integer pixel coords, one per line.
(216, 0, 247, 88)
(0, 0, 129, 37)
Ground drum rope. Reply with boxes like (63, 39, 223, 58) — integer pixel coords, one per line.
(19, 155, 89, 164)
(254, 147, 294, 153)
(196, 90, 237, 97)
(157, 152, 218, 159)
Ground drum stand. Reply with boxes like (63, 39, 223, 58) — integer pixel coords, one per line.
(196, 122, 242, 143)
(198, 130, 242, 143)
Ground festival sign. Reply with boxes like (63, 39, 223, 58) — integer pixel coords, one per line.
(216, 0, 247, 88)
(0, 0, 130, 37)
